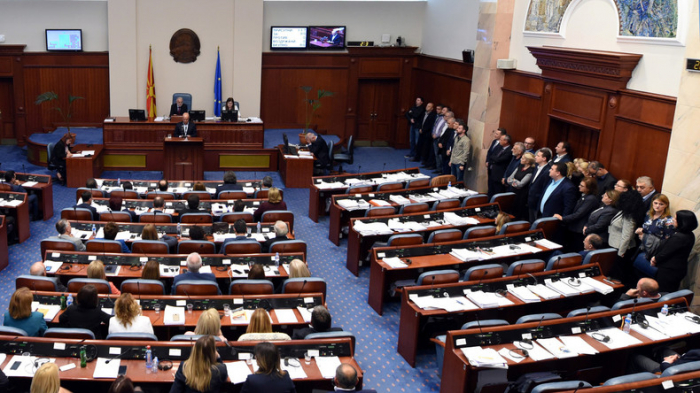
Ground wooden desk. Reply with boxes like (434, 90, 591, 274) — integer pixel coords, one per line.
(66, 144, 103, 188)
(0, 191, 29, 243)
(573, 369, 700, 392)
(278, 146, 315, 188)
(397, 263, 623, 367)
(0, 216, 7, 271)
(0, 171, 54, 220)
(346, 203, 500, 276)
(308, 167, 423, 222)
(440, 299, 694, 393)
(367, 230, 556, 315)
(164, 137, 204, 180)
(92, 178, 265, 198)
(90, 197, 266, 220)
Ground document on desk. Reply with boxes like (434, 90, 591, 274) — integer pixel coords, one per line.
(514, 341, 555, 361)
(93, 358, 120, 378)
(586, 327, 642, 349)
(159, 266, 179, 277)
(382, 257, 408, 269)
(580, 277, 614, 295)
(428, 192, 449, 200)
(225, 361, 252, 384)
(0, 199, 23, 207)
(465, 291, 512, 309)
(387, 219, 409, 232)
(507, 285, 541, 303)
(498, 348, 526, 363)
(405, 221, 428, 231)
(442, 212, 480, 226)
(297, 306, 312, 323)
(163, 305, 186, 325)
(410, 194, 437, 203)
(199, 265, 212, 274)
(315, 356, 342, 378)
(44, 260, 64, 273)
(461, 347, 508, 369)
(534, 239, 562, 249)
(230, 309, 254, 324)
(3, 355, 54, 377)
(545, 279, 580, 297)
(281, 360, 308, 379)
(450, 248, 487, 262)
(559, 336, 599, 355)
(527, 284, 561, 300)
(353, 221, 393, 235)
(631, 321, 669, 341)
(513, 243, 542, 254)
(22, 181, 38, 187)
(33, 303, 61, 321)
(537, 338, 578, 359)
(490, 245, 523, 257)
(316, 181, 346, 190)
(274, 309, 298, 324)
(648, 314, 698, 337)
(388, 195, 411, 205)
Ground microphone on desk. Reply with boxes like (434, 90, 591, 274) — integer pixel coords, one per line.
(22, 164, 26, 176)
(382, 163, 386, 173)
(404, 157, 407, 170)
(105, 348, 132, 364)
(572, 382, 584, 393)
(357, 166, 361, 175)
(528, 315, 546, 340)
(296, 279, 308, 307)
(476, 270, 489, 289)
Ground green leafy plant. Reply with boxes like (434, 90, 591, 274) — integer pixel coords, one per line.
(300, 86, 334, 132)
(35, 91, 84, 133)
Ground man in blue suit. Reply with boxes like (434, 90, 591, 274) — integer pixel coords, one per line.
(172, 252, 220, 294)
(527, 148, 553, 223)
(539, 162, 578, 218)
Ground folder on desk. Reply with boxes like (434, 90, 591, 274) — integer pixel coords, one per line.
(44, 260, 64, 273)
(461, 347, 508, 369)
(507, 285, 541, 303)
(33, 303, 61, 321)
(225, 361, 253, 384)
(93, 358, 120, 379)
(163, 305, 186, 325)
(545, 279, 580, 297)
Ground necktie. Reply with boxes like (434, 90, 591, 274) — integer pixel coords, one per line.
(177, 106, 181, 114)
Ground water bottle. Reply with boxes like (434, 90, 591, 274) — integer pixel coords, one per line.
(661, 304, 669, 317)
(447, 181, 452, 190)
(66, 294, 74, 307)
(275, 252, 280, 267)
(117, 178, 120, 186)
(177, 222, 181, 237)
(145, 345, 153, 370)
(153, 357, 159, 373)
(257, 221, 261, 233)
(91, 224, 96, 237)
(60, 294, 67, 310)
(80, 346, 87, 368)
(623, 314, 632, 334)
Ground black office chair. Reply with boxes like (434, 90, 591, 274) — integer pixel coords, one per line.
(333, 135, 354, 173)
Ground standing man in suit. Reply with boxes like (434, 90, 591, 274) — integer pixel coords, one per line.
(415, 102, 437, 164)
(487, 133, 513, 199)
(539, 162, 578, 218)
(75, 190, 99, 221)
(169, 96, 188, 117)
(553, 141, 572, 164)
(440, 117, 457, 175)
(636, 176, 658, 212)
(502, 142, 524, 187)
(174, 112, 196, 138)
(524, 137, 537, 154)
(404, 97, 425, 160)
(588, 161, 617, 196)
(330, 28, 344, 46)
(306, 132, 330, 175)
(527, 148, 553, 222)
(436, 112, 455, 175)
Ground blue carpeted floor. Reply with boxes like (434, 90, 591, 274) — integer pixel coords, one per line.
(1, 128, 441, 392)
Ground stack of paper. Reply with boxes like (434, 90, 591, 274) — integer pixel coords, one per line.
(514, 341, 555, 361)
(649, 313, 700, 337)
(559, 336, 599, 355)
(579, 277, 614, 294)
(33, 303, 61, 321)
(369, 199, 391, 206)
(315, 356, 342, 378)
(410, 194, 438, 203)
(382, 257, 408, 269)
(461, 347, 508, 369)
(44, 260, 64, 273)
(535, 239, 562, 249)
(508, 286, 541, 303)
(274, 309, 298, 324)
(387, 219, 410, 232)
(537, 338, 578, 359)
(281, 360, 308, 379)
(443, 212, 480, 226)
(527, 284, 561, 300)
(545, 279, 580, 297)
(352, 221, 393, 236)
(22, 181, 38, 187)
(316, 181, 345, 189)
(163, 305, 185, 325)
(512, 243, 542, 254)
(586, 327, 642, 349)
(225, 361, 253, 384)
(337, 199, 363, 211)
(466, 291, 501, 308)
(450, 248, 486, 262)
(428, 192, 449, 200)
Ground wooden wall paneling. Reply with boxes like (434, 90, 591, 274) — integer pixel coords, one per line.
(414, 55, 473, 121)
(0, 79, 14, 140)
(549, 84, 607, 130)
(606, 118, 670, 186)
(0, 45, 27, 145)
(500, 71, 545, 145)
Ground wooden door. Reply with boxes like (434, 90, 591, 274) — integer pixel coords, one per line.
(548, 118, 600, 161)
(356, 80, 398, 143)
(0, 78, 13, 141)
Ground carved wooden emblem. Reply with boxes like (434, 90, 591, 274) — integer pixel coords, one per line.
(169, 29, 201, 63)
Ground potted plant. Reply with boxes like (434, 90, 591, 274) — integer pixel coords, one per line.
(300, 86, 334, 133)
(35, 91, 84, 133)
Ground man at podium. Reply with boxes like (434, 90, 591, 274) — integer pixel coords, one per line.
(174, 112, 197, 138)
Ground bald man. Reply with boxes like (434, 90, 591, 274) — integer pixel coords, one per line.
(325, 363, 376, 392)
(619, 278, 661, 302)
(174, 112, 197, 138)
(29, 262, 67, 291)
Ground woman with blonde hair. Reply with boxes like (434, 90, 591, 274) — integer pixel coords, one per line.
(237, 308, 290, 341)
(288, 259, 310, 278)
(170, 335, 227, 393)
(240, 342, 295, 393)
(87, 260, 121, 295)
(494, 212, 511, 234)
(253, 187, 287, 222)
(183, 308, 226, 342)
(109, 293, 154, 335)
(3, 287, 47, 337)
(31, 362, 71, 393)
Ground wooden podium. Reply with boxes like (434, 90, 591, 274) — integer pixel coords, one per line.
(164, 137, 204, 180)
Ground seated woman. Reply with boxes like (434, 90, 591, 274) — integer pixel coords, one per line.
(58, 285, 112, 339)
(634, 210, 698, 293)
(3, 287, 47, 337)
(109, 293, 154, 335)
(183, 308, 227, 342)
(141, 223, 178, 251)
(288, 259, 310, 278)
(50, 132, 76, 185)
(237, 308, 291, 341)
(193, 182, 207, 191)
(87, 260, 121, 295)
(101, 221, 131, 254)
(253, 187, 287, 222)
(494, 212, 511, 234)
(31, 362, 72, 393)
(141, 259, 161, 280)
(240, 342, 296, 393)
(170, 335, 228, 393)
(248, 264, 265, 280)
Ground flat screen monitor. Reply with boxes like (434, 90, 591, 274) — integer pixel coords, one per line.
(46, 29, 83, 52)
(128, 109, 146, 121)
(190, 110, 205, 122)
(308, 26, 345, 50)
(221, 110, 238, 122)
(271, 26, 308, 50)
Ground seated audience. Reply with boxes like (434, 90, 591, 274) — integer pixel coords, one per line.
(262, 176, 273, 189)
(108, 375, 140, 393)
(178, 194, 203, 221)
(141, 223, 178, 251)
(248, 264, 265, 280)
(86, 178, 98, 190)
(582, 189, 619, 243)
(87, 260, 121, 295)
(618, 278, 661, 301)
(292, 305, 342, 339)
(30, 261, 67, 291)
(171, 335, 228, 393)
(158, 179, 168, 192)
(554, 177, 599, 252)
(109, 293, 154, 335)
(193, 181, 206, 191)
(631, 346, 700, 373)
(101, 221, 131, 253)
(494, 212, 511, 233)
(220, 219, 249, 253)
(237, 308, 291, 341)
(141, 259, 161, 281)
(216, 171, 243, 197)
(4, 287, 47, 337)
(233, 199, 245, 212)
(58, 285, 111, 339)
(240, 342, 295, 393)
(172, 253, 220, 294)
(634, 210, 698, 293)
(253, 187, 287, 222)
(75, 190, 99, 221)
(183, 308, 227, 342)
(327, 363, 376, 393)
(288, 259, 311, 278)
(31, 362, 72, 393)
(109, 195, 137, 222)
(579, 234, 604, 259)
(4, 170, 39, 221)
(188, 225, 206, 241)
(121, 181, 134, 191)
(263, 221, 289, 253)
(51, 219, 86, 251)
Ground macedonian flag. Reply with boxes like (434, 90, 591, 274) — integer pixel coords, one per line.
(146, 46, 157, 118)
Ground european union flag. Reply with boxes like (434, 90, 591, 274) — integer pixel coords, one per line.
(214, 48, 222, 117)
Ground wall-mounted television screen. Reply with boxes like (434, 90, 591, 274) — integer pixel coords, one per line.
(271, 26, 308, 50)
(308, 26, 345, 49)
(46, 29, 83, 52)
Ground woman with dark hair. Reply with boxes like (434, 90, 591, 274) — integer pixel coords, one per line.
(582, 189, 620, 243)
(608, 191, 646, 258)
(109, 195, 137, 222)
(141, 224, 178, 250)
(554, 177, 599, 252)
(141, 260, 161, 281)
(58, 285, 112, 339)
(108, 375, 140, 393)
(51, 132, 76, 185)
(240, 342, 296, 393)
(170, 335, 227, 393)
(635, 210, 698, 293)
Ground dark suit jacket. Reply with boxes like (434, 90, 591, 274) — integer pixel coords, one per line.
(174, 121, 197, 138)
(502, 155, 521, 181)
(642, 191, 659, 213)
(220, 235, 250, 253)
(596, 173, 617, 196)
(660, 349, 700, 372)
(653, 232, 696, 293)
(291, 326, 343, 340)
(263, 235, 288, 253)
(437, 128, 454, 155)
(216, 183, 243, 198)
(527, 163, 552, 209)
(405, 104, 425, 126)
(76, 203, 99, 221)
(171, 271, 219, 294)
(58, 305, 111, 339)
(241, 373, 296, 393)
(560, 194, 599, 233)
(554, 154, 572, 164)
(169, 103, 188, 116)
(485, 139, 500, 164)
(489, 145, 513, 180)
(310, 134, 330, 168)
(420, 111, 437, 134)
(540, 178, 578, 218)
(585, 205, 618, 240)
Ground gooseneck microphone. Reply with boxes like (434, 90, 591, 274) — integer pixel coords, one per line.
(296, 279, 308, 307)
(105, 348, 132, 363)
(572, 382, 584, 393)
